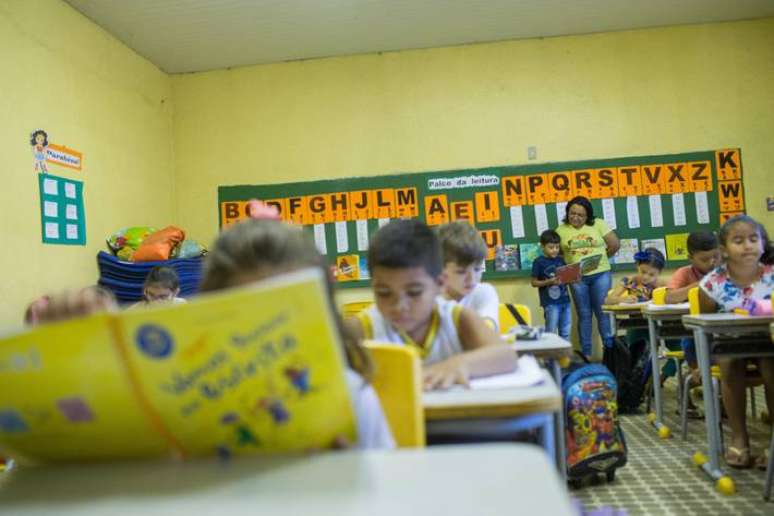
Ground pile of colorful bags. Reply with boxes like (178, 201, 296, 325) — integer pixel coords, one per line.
(106, 226, 207, 262)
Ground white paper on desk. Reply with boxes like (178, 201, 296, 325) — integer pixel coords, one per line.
(695, 191, 710, 224)
(469, 355, 544, 390)
(601, 198, 617, 229)
(646, 302, 690, 311)
(510, 206, 525, 239)
(313, 224, 327, 255)
(555, 202, 567, 226)
(335, 221, 349, 253)
(626, 196, 640, 229)
(534, 204, 549, 236)
(649, 195, 663, 228)
(356, 219, 369, 251)
(672, 193, 686, 226)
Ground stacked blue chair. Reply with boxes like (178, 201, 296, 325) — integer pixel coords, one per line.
(96, 251, 203, 305)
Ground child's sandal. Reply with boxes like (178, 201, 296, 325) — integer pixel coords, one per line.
(725, 446, 752, 469)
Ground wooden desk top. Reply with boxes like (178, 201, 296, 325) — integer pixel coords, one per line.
(602, 303, 647, 314)
(423, 370, 561, 421)
(682, 313, 774, 328)
(0, 444, 573, 516)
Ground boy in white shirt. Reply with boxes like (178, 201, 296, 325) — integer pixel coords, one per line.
(437, 221, 500, 331)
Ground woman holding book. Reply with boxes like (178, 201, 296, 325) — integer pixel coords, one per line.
(555, 196, 620, 357)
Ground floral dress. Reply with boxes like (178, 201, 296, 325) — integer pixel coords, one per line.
(699, 263, 774, 312)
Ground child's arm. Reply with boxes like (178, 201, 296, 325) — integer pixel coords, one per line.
(422, 307, 516, 390)
(530, 276, 560, 288)
(605, 284, 637, 305)
(664, 282, 698, 304)
(343, 316, 366, 342)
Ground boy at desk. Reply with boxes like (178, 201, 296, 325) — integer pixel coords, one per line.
(663, 231, 720, 407)
(346, 219, 516, 391)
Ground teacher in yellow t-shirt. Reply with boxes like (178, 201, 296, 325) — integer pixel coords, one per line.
(556, 196, 620, 357)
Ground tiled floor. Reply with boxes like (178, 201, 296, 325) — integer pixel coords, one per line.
(573, 380, 773, 515)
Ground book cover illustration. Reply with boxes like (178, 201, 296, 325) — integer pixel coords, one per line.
(0, 268, 355, 464)
(494, 245, 520, 272)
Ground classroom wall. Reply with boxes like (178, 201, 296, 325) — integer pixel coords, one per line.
(172, 16, 774, 354)
(0, 0, 175, 327)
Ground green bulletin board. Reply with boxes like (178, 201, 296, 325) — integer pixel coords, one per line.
(218, 149, 745, 288)
(38, 173, 86, 246)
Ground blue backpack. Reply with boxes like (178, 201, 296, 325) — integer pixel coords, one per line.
(562, 358, 627, 483)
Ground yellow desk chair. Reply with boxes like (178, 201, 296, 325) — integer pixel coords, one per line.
(648, 287, 687, 414)
(498, 303, 532, 333)
(341, 301, 372, 319)
(363, 341, 425, 448)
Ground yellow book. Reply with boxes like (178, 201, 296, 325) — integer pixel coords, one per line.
(0, 268, 355, 464)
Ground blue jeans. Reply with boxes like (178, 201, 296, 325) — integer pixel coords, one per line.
(569, 270, 613, 356)
(680, 337, 697, 366)
(544, 302, 571, 340)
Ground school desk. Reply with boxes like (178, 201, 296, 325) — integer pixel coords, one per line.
(681, 313, 774, 494)
(423, 369, 562, 474)
(601, 303, 649, 334)
(0, 444, 574, 516)
(512, 332, 572, 478)
(641, 304, 692, 439)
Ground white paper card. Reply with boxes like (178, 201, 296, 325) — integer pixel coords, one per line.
(601, 198, 617, 229)
(672, 193, 686, 226)
(534, 204, 549, 236)
(555, 202, 567, 225)
(614, 238, 639, 264)
(66, 224, 78, 240)
(65, 204, 78, 220)
(626, 196, 640, 229)
(468, 356, 544, 390)
(313, 224, 327, 255)
(335, 221, 349, 253)
(45, 222, 59, 239)
(356, 220, 369, 251)
(649, 195, 663, 228)
(43, 178, 58, 195)
(64, 182, 76, 199)
(510, 206, 525, 239)
(43, 201, 58, 218)
(378, 218, 390, 228)
(641, 238, 667, 259)
(695, 191, 710, 224)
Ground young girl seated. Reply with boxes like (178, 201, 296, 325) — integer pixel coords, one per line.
(200, 218, 395, 450)
(604, 247, 666, 305)
(699, 215, 774, 468)
(28, 220, 394, 451)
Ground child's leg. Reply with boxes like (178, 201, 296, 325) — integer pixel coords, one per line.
(719, 358, 750, 454)
(588, 271, 613, 348)
(543, 304, 559, 334)
(569, 280, 592, 356)
(558, 302, 572, 341)
(757, 357, 774, 424)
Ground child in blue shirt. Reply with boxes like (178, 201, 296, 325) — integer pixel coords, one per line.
(531, 230, 571, 340)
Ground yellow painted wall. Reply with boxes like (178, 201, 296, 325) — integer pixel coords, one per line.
(172, 17, 774, 355)
(0, 1, 175, 327)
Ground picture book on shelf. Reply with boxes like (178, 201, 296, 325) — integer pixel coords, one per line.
(0, 268, 355, 464)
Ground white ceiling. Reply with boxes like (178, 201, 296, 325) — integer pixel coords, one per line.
(65, 0, 774, 74)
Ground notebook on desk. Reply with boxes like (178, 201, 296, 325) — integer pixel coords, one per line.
(0, 268, 355, 464)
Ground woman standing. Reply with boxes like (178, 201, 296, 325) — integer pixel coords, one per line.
(556, 196, 620, 357)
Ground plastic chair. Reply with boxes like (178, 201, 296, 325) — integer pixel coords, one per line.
(498, 303, 532, 332)
(363, 341, 426, 448)
(341, 301, 372, 319)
